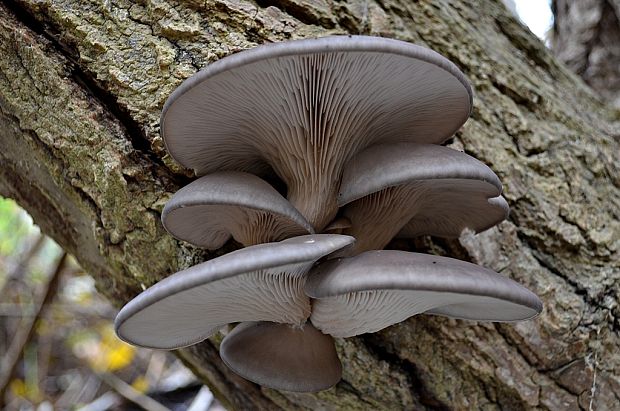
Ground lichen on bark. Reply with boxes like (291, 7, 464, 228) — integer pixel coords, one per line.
(0, 0, 618, 409)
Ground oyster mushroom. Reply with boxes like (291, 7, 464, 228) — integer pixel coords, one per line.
(220, 321, 341, 392)
(162, 171, 313, 249)
(161, 36, 472, 230)
(305, 251, 543, 338)
(125, 35, 542, 394)
(337, 143, 509, 254)
(114, 234, 354, 350)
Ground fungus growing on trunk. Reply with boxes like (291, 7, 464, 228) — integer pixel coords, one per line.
(336, 143, 509, 254)
(305, 251, 542, 338)
(161, 36, 472, 230)
(162, 171, 313, 248)
(115, 235, 354, 350)
(115, 35, 543, 394)
(220, 321, 341, 392)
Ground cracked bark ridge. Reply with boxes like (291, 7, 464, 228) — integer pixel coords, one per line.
(552, 0, 620, 107)
(0, 0, 619, 409)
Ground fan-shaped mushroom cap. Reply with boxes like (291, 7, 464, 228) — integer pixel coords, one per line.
(161, 36, 472, 230)
(162, 171, 313, 248)
(397, 194, 509, 239)
(305, 251, 542, 338)
(115, 234, 354, 349)
(337, 143, 508, 254)
(220, 321, 341, 392)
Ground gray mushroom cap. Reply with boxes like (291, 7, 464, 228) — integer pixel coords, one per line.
(161, 35, 472, 230)
(337, 143, 509, 254)
(114, 234, 354, 349)
(397, 192, 509, 239)
(162, 171, 313, 248)
(220, 321, 342, 392)
(305, 251, 542, 338)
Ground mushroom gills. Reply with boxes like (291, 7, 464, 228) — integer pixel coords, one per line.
(338, 184, 427, 254)
(310, 289, 540, 338)
(161, 36, 473, 230)
(305, 250, 542, 338)
(220, 321, 342, 392)
(339, 180, 507, 255)
(116, 265, 312, 349)
(322, 216, 352, 234)
(114, 234, 355, 349)
(162, 171, 313, 248)
(337, 143, 509, 254)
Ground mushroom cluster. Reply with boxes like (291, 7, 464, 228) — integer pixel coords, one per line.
(115, 36, 542, 393)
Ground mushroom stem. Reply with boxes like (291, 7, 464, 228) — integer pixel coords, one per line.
(286, 180, 340, 232)
(338, 185, 427, 255)
(234, 210, 304, 246)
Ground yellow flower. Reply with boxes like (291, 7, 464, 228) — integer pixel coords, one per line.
(131, 376, 150, 393)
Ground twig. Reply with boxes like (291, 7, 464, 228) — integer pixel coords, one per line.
(588, 349, 598, 411)
(77, 391, 122, 411)
(588, 311, 608, 411)
(0, 252, 67, 405)
(0, 234, 45, 299)
(56, 373, 99, 409)
(96, 371, 170, 411)
(145, 351, 166, 390)
(0, 302, 116, 318)
(187, 386, 214, 411)
(37, 328, 53, 398)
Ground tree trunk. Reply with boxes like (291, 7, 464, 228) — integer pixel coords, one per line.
(552, 0, 620, 107)
(0, 0, 618, 409)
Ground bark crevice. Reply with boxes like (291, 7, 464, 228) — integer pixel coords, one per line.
(2, 0, 169, 171)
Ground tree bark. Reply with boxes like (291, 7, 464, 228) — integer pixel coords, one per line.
(552, 0, 620, 107)
(0, 0, 618, 409)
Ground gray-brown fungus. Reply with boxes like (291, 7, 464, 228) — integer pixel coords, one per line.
(337, 143, 509, 255)
(162, 171, 313, 249)
(161, 36, 472, 231)
(115, 235, 353, 349)
(306, 251, 543, 338)
(220, 321, 341, 392)
(114, 36, 543, 394)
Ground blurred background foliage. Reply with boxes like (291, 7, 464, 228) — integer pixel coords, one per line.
(0, 197, 225, 410)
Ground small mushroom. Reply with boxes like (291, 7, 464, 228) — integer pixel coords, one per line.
(305, 251, 542, 338)
(114, 234, 354, 349)
(220, 321, 341, 392)
(161, 36, 472, 230)
(337, 143, 509, 254)
(162, 171, 313, 249)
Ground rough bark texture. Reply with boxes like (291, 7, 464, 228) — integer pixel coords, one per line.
(552, 0, 620, 108)
(0, 0, 619, 409)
